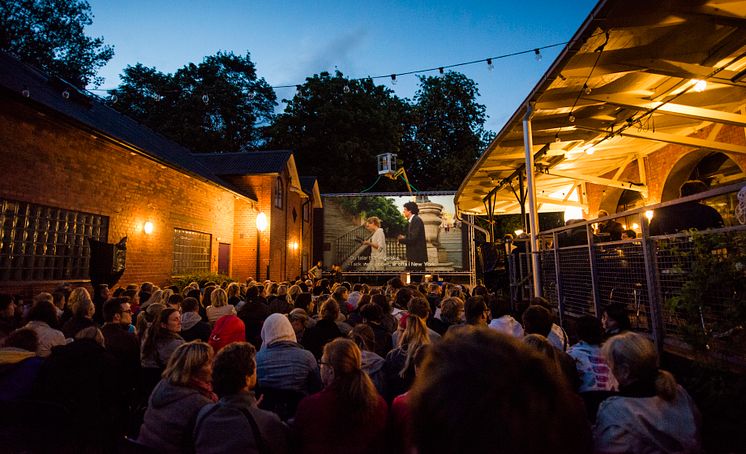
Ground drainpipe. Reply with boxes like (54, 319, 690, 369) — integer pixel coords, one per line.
(523, 103, 542, 298)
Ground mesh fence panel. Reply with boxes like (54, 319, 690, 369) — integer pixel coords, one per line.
(557, 246, 594, 317)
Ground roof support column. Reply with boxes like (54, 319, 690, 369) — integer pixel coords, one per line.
(523, 104, 542, 298)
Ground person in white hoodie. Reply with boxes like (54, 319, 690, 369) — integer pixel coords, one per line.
(487, 296, 523, 338)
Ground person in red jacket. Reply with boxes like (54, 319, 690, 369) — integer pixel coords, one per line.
(293, 338, 387, 454)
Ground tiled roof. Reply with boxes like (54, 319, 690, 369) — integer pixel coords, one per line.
(192, 150, 292, 176)
(0, 51, 257, 202)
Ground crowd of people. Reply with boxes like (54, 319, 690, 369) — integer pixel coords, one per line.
(0, 276, 703, 453)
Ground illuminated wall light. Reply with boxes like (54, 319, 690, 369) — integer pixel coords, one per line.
(255, 212, 268, 232)
(692, 79, 707, 92)
(143, 221, 154, 235)
(645, 210, 654, 221)
(631, 223, 640, 230)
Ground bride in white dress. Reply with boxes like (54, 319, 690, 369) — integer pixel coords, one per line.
(362, 216, 386, 271)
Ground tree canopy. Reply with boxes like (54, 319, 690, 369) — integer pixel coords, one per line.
(0, 0, 114, 87)
(268, 71, 411, 193)
(108, 52, 276, 153)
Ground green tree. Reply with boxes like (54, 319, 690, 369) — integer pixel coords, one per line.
(267, 71, 411, 193)
(402, 71, 491, 190)
(0, 0, 114, 87)
(109, 51, 276, 152)
(338, 196, 408, 236)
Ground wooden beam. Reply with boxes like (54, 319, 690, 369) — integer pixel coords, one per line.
(577, 126, 746, 155)
(612, 154, 637, 181)
(585, 94, 746, 127)
(545, 169, 649, 196)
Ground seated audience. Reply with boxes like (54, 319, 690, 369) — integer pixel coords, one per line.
(487, 295, 523, 338)
(237, 285, 271, 349)
(530, 297, 569, 351)
(24, 299, 65, 357)
(141, 308, 185, 369)
(523, 333, 580, 391)
(302, 299, 343, 359)
(256, 313, 321, 396)
(349, 323, 386, 396)
(384, 314, 430, 402)
(208, 314, 246, 353)
(181, 297, 212, 342)
(428, 296, 463, 335)
(0, 294, 19, 342)
(288, 308, 312, 344)
(101, 297, 140, 391)
(594, 332, 702, 453)
(138, 341, 217, 453)
(360, 303, 393, 358)
(61, 287, 96, 339)
(567, 315, 617, 393)
(390, 345, 430, 454)
(294, 338, 388, 453)
(602, 303, 631, 338)
(194, 342, 288, 454)
(409, 329, 591, 453)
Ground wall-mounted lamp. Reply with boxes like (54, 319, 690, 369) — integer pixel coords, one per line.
(143, 221, 154, 235)
(644, 210, 654, 221)
(256, 212, 268, 232)
(289, 241, 299, 251)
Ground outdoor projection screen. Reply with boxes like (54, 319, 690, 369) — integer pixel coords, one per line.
(322, 193, 470, 275)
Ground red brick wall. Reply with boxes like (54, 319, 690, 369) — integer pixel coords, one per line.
(0, 98, 256, 294)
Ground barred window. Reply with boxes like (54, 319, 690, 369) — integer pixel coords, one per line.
(172, 228, 211, 275)
(0, 199, 109, 281)
(274, 177, 284, 209)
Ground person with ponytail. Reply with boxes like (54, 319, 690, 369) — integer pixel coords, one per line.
(594, 332, 702, 453)
(294, 338, 387, 454)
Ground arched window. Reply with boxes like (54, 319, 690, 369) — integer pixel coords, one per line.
(274, 177, 284, 209)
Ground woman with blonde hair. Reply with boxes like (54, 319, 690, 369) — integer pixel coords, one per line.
(206, 287, 236, 325)
(61, 287, 96, 338)
(295, 338, 388, 453)
(138, 341, 217, 452)
(363, 216, 386, 270)
(383, 313, 430, 401)
(160, 288, 174, 306)
(594, 332, 701, 453)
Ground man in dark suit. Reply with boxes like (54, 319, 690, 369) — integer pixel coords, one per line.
(398, 201, 428, 281)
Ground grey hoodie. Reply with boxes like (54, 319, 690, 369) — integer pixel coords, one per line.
(361, 350, 386, 396)
(138, 379, 213, 453)
(181, 311, 203, 331)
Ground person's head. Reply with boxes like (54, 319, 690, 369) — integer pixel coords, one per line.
(347, 291, 362, 310)
(211, 342, 257, 397)
(439, 297, 465, 324)
(261, 313, 297, 346)
(523, 334, 562, 374)
(399, 315, 430, 377)
(75, 326, 105, 347)
(410, 329, 590, 454)
(287, 284, 302, 303)
(27, 300, 58, 326)
(394, 287, 413, 310)
(52, 290, 66, 311)
(211, 288, 228, 308)
(403, 201, 419, 219)
(102, 297, 132, 325)
(602, 303, 631, 333)
(597, 209, 609, 219)
(288, 308, 310, 335)
(522, 305, 553, 337)
(489, 296, 512, 319)
(226, 282, 240, 300)
(332, 286, 348, 304)
(464, 296, 489, 326)
(162, 341, 214, 385)
(320, 298, 340, 321)
(365, 216, 381, 232)
(360, 302, 383, 324)
(294, 292, 313, 314)
(160, 307, 181, 333)
(320, 338, 379, 422)
(602, 331, 677, 400)
(575, 315, 604, 345)
(181, 297, 200, 314)
(371, 293, 391, 314)
(166, 294, 183, 311)
(679, 179, 708, 197)
(408, 297, 430, 320)
(3, 328, 38, 352)
(69, 288, 94, 319)
(349, 323, 375, 352)
(621, 229, 636, 240)
(94, 284, 110, 301)
(122, 289, 139, 306)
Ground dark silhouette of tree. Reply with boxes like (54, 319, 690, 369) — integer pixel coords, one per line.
(402, 72, 492, 190)
(268, 71, 411, 193)
(108, 51, 276, 152)
(0, 0, 114, 88)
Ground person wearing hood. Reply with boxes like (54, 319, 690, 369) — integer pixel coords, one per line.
(349, 324, 386, 397)
(138, 341, 217, 453)
(181, 297, 211, 342)
(256, 313, 321, 396)
(0, 328, 43, 401)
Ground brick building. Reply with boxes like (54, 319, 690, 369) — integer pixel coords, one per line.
(0, 52, 321, 295)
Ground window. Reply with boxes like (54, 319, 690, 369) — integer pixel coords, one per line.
(173, 228, 211, 275)
(274, 177, 284, 209)
(303, 202, 310, 223)
(0, 199, 108, 281)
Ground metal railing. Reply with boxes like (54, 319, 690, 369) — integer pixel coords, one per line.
(334, 225, 369, 265)
(510, 181, 746, 366)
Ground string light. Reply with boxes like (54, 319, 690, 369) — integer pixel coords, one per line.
(554, 133, 561, 143)
(390, 74, 397, 85)
(583, 83, 591, 95)
(110, 94, 117, 104)
(438, 67, 444, 75)
(486, 58, 494, 71)
(534, 49, 542, 61)
(343, 85, 351, 94)
(62, 90, 70, 99)
(202, 94, 209, 104)
(568, 113, 576, 123)
(21, 88, 30, 98)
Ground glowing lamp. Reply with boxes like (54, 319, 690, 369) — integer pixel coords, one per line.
(256, 212, 268, 232)
(143, 221, 154, 235)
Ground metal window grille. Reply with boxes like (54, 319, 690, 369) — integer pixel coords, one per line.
(274, 177, 283, 209)
(0, 199, 108, 281)
(172, 228, 211, 275)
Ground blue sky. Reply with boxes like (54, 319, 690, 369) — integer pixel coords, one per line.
(87, 0, 597, 133)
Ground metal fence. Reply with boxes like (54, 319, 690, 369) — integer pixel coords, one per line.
(509, 182, 746, 366)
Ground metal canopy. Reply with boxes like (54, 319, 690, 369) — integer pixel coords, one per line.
(455, 0, 746, 216)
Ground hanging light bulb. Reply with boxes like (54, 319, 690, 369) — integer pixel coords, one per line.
(692, 79, 707, 92)
(534, 49, 542, 61)
(21, 88, 30, 98)
(110, 95, 118, 104)
(62, 90, 70, 99)
(554, 134, 561, 143)
(438, 67, 444, 75)
(390, 74, 397, 85)
(486, 58, 494, 71)
(585, 146, 595, 155)
(202, 94, 209, 104)
(584, 84, 592, 95)
(568, 113, 576, 123)
(343, 85, 351, 94)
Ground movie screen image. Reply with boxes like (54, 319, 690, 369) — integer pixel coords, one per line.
(322, 193, 469, 274)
